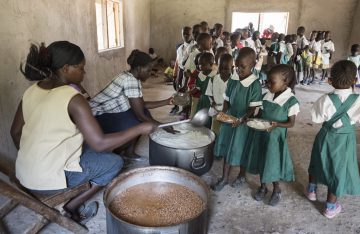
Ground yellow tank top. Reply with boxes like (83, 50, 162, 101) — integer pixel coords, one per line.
(16, 83, 84, 190)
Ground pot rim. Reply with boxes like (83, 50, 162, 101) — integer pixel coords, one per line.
(103, 166, 210, 229)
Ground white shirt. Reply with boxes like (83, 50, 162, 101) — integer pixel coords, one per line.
(348, 55, 360, 68)
(311, 88, 360, 128)
(176, 42, 191, 69)
(296, 35, 309, 49)
(321, 40, 335, 64)
(215, 37, 224, 49)
(205, 73, 230, 111)
(285, 43, 294, 61)
(279, 41, 286, 53)
(262, 88, 300, 116)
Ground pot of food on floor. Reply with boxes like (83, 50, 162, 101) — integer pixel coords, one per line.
(104, 166, 209, 234)
(149, 120, 215, 176)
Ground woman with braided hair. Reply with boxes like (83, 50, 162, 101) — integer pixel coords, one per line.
(11, 41, 158, 225)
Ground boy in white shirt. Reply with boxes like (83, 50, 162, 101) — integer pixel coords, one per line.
(321, 31, 335, 81)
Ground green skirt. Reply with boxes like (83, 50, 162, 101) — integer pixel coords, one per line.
(247, 128, 294, 183)
(308, 127, 360, 197)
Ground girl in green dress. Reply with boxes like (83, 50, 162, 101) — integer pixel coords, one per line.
(247, 64, 299, 206)
(194, 52, 217, 128)
(306, 60, 360, 219)
(212, 47, 262, 191)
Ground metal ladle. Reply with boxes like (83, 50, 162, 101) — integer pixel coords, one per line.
(158, 108, 209, 128)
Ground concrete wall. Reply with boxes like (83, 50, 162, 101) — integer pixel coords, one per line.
(150, 0, 358, 62)
(0, 0, 150, 163)
(349, 0, 360, 50)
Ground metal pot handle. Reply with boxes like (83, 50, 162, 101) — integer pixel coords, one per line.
(191, 153, 206, 170)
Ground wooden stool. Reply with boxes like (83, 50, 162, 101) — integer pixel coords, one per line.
(0, 160, 89, 233)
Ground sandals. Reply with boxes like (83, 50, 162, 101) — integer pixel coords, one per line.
(211, 179, 229, 191)
(77, 201, 99, 225)
(253, 187, 268, 201)
(230, 176, 247, 188)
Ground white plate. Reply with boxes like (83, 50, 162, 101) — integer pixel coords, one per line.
(246, 118, 272, 130)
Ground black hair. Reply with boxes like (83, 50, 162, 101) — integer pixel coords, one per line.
(284, 35, 292, 43)
(200, 21, 208, 27)
(20, 41, 84, 81)
(222, 31, 230, 38)
(127, 49, 153, 69)
(268, 64, 296, 91)
(196, 32, 212, 44)
(230, 32, 240, 42)
(252, 31, 260, 41)
(194, 52, 202, 66)
(351, 44, 360, 53)
(330, 60, 357, 89)
(182, 26, 192, 32)
(297, 26, 305, 33)
(215, 47, 228, 64)
(219, 53, 233, 67)
(214, 23, 223, 30)
(199, 52, 215, 65)
(149, 48, 155, 54)
(236, 47, 256, 63)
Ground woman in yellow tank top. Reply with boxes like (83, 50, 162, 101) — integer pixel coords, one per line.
(10, 41, 158, 225)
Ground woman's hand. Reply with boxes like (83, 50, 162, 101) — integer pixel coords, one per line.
(167, 97, 174, 105)
(140, 122, 159, 134)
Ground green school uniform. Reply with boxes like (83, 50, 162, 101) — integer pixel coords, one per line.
(214, 73, 262, 163)
(308, 93, 360, 197)
(246, 88, 299, 183)
(195, 70, 216, 112)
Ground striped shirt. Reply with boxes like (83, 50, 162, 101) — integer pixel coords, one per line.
(89, 71, 142, 115)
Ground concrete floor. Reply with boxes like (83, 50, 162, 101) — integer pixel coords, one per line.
(2, 73, 360, 233)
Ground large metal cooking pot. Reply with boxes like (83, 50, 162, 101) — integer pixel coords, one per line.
(104, 166, 209, 234)
(149, 124, 216, 176)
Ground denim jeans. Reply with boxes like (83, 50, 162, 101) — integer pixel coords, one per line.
(29, 146, 123, 195)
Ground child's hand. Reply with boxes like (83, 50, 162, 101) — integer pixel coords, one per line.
(168, 97, 174, 105)
(232, 118, 243, 127)
(266, 121, 278, 132)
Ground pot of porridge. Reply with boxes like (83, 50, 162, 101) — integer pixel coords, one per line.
(104, 166, 209, 234)
(149, 123, 215, 175)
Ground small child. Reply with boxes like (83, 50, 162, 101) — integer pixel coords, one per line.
(187, 53, 203, 118)
(214, 46, 228, 67)
(305, 60, 360, 218)
(301, 45, 313, 84)
(164, 60, 175, 83)
(321, 31, 335, 80)
(222, 31, 232, 52)
(247, 64, 299, 206)
(347, 44, 360, 86)
(212, 47, 262, 191)
(230, 33, 241, 60)
(276, 33, 286, 64)
(206, 54, 233, 137)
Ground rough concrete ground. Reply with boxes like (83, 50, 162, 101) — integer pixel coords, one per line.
(1, 73, 360, 234)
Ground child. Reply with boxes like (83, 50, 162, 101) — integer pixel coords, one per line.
(212, 23, 224, 49)
(222, 31, 232, 52)
(301, 45, 313, 84)
(305, 60, 360, 218)
(194, 52, 217, 128)
(267, 32, 279, 70)
(311, 33, 323, 79)
(212, 47, 262, 191)
(164, 60, 175, 83)
(321, 31, 335, 80)
(281, 35, 294, 65)
(214, 46, 228, 67)
(206, 54, 233, 136)
(296, 26, 309, 84)
(259, 39, 268, 86)
(347, 44, 360, 86)
(230, 32, 241, 60)
(187, 53, 203, 118)
(248, 31, 261, 54)
(247, 64, 299, 206)
(276, 34, 286, 64)
(184, 33, 213, 74)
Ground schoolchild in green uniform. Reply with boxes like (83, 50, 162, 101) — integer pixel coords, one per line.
(212, 47, 262, 191)
(247, 64, 299, 206)
(305, 60, 360, 219)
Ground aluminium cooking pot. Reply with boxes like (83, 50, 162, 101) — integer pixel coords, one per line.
(149, 124, 215, 176)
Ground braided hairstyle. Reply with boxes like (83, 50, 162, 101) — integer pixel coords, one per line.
(127, 49, 152, 70)
(20, 41, 84, 81)
(268, 64, 296, 91)
(330, 60, 357, 89)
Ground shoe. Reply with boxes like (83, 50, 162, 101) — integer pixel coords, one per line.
(77, 201, 99, 225)
(304, 184, 317, 201)
(269, 190, 281, 206)
(169, 106, 179, 115)
(211, 179, 228, 191)
(253, 187, 268, 201)
(323, 203, 342, 219)
(230, 176, 247, 188)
